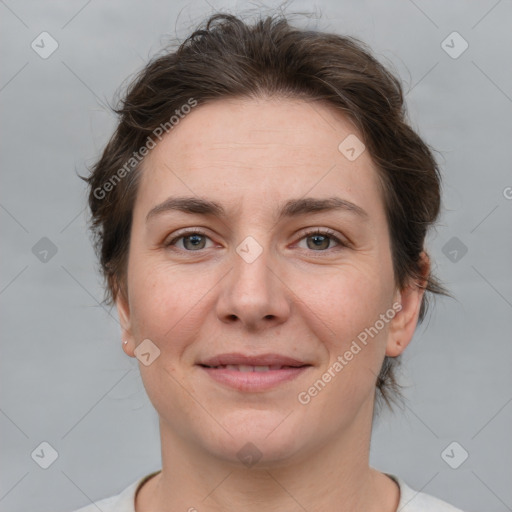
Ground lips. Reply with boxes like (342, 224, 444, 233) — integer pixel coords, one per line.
(197, 353, 312, 392)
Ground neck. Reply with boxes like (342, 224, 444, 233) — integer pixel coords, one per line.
(136, 399, 399, 512)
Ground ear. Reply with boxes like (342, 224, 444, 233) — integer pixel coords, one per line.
(115, 287, 135, 358)
(386, 252, 430, 357)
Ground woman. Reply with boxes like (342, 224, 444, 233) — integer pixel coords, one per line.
(74, 11, 464, 512)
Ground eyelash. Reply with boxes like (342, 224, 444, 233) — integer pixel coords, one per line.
(165, 228, 347, 252)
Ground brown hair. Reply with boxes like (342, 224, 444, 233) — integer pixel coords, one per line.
(83, 11, 449, 409)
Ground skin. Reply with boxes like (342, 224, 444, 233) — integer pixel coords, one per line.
(117, 97, 428, 512)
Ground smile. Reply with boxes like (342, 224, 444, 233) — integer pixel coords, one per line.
(198, 364, 312, 391)
(202, 364, 300, 371)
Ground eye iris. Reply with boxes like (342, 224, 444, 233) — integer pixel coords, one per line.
(184, 234, 206, 250)
(307, 234, 330, 250)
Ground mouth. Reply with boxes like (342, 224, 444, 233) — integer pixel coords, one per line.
(197, 353, 312, 392)
(200, 364, 304, 372)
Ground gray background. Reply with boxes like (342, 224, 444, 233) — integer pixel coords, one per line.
(1, 1, 511, 511)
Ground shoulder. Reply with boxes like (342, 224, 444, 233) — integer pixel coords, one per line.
(388, 474, 466, 512)
(68, 471, 160, 512)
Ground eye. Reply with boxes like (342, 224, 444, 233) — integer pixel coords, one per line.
(165, 228, 346, 252)
(165, 230, 214, 251)
(297, 229, 344, 251)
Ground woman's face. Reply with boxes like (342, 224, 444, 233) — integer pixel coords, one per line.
(118, 97, 423, 465)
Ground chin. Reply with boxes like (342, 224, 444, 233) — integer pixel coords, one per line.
(199, 410, 309, 468)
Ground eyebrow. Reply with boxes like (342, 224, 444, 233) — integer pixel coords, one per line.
(146, 196, 368, 223)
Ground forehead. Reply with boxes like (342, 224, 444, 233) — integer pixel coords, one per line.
(136, 97, 384, 221)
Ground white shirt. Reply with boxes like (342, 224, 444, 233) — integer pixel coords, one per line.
(71, 471, 465, 511)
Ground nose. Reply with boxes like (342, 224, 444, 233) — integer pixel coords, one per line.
(215, 240, 291, 331)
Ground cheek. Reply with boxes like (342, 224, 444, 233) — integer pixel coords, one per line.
(297, 262, 390, 340)
(293, 262, 393, 398)
(126, 255, 217, 345)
